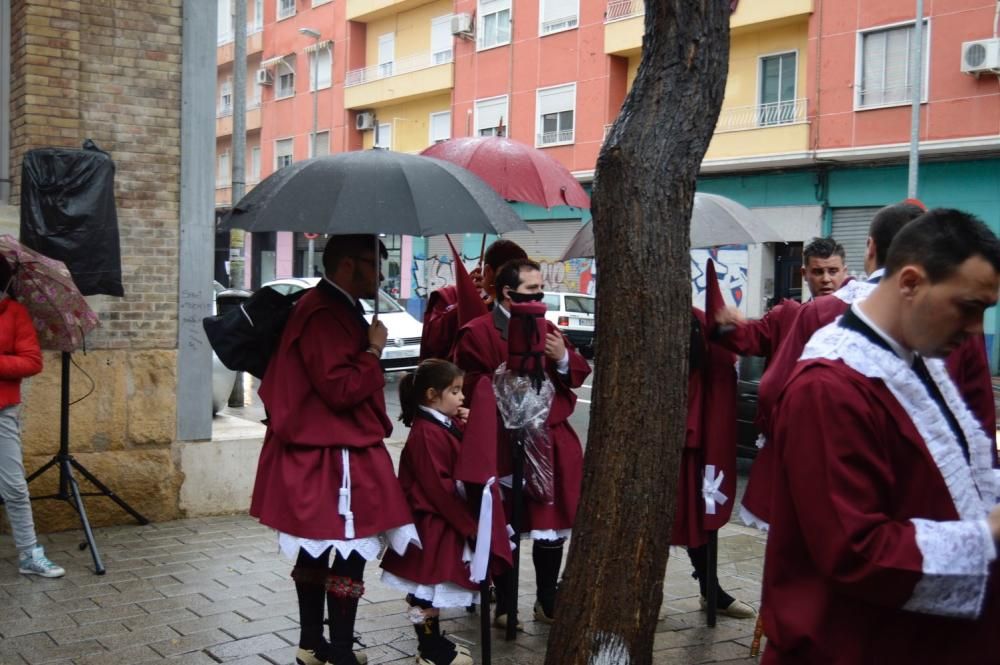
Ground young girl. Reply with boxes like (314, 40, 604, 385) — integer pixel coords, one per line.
(380, 359, 475, 665)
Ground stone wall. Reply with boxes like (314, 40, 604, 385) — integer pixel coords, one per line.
(8, 0, 184, 529)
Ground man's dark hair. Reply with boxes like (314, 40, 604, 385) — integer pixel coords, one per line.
(494, 257, 541, 297)
(803, 236, 845, 263)
(322, 234, 388, 275)
(484, 239, 527, 271)
(884, 208, 1000, 281)
(868, 202, 925, 268)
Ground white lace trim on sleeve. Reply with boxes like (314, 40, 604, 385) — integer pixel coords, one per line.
(903, 518, 995, 618)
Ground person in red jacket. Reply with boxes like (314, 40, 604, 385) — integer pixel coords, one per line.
(250, 235, 419, 665)
(0, 258, 63, 578)
(380, 359, 476, 665)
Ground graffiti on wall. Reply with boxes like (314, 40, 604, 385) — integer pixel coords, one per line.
(691, 246, 749, 312)
(412, 252, 596, 297)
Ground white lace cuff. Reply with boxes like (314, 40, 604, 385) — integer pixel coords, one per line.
(903, 518, 994, 618)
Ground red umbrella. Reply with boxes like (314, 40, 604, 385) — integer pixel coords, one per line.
(420, 137, 590, 209)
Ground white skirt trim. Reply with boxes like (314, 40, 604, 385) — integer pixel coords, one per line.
(380, 570, 477, 608)
(277, 523, 421, 562)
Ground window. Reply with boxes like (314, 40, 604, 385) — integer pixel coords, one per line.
(277, 0, 295, 20)
(275, 138, 294, 169)
(378, 33, 395, 78)
(758, 52, 797, 126)
(309, 46, 332, 90)
(478, 0, 511, 50)
(431, 16, 453, 64)
(217, 0, 234, 44)
(475, 96, 508, 137)
(252, 0, 263, 31)
(536, 83, 575, 146)
(375, 123, 392, 149)
(217, 152, 230, 187)
(276, 61, 295, 99)
(250, 146, 261, 182)
(857, 20, 929, 109)
(218, 79, 233, 117)
(429, 111, 451, 144)
(540, 0, 578, 35)
(310, 131, 330, 157)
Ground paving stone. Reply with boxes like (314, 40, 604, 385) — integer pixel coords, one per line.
(192, 596, 266, 618)
(74, 644, 162, 665)
(168, 611, 261, 637)
(122, 608, 198, 631)
(49, 620, 129, 645)
(148, 628, 231, 657)
(221, 616, 296, 640)
(205, 633, 288, 660)
(98, 624, 181, 652)
(0, 613, 76, 639)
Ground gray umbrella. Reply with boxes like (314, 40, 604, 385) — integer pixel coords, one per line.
(220, 149, 529, 236)
(561, 192, 783, 260)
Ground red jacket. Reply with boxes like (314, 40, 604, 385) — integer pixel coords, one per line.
(0, 298, 42, 408)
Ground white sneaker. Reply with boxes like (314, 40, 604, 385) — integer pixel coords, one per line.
(18, 546, 65, 578)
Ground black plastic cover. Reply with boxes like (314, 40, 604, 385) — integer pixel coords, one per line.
(19, 140, 124, 297)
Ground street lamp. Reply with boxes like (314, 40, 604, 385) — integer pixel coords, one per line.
(299, 26, 322, 277)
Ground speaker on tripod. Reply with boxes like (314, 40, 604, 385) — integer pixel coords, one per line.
(17, 141, 146, 575)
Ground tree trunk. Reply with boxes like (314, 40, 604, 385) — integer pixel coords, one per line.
(544, 2, 729, 664)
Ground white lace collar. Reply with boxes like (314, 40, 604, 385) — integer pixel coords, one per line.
(801, 321, 998, 521)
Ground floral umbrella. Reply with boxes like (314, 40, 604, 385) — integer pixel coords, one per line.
(0, 235, 100, 352)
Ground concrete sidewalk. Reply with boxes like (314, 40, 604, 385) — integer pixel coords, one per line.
(0, 509, 765, 665)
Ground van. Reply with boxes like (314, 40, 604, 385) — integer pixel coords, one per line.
(542, 292, 595, 358)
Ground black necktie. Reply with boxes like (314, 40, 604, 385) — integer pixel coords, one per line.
(911, 355, 970, 463)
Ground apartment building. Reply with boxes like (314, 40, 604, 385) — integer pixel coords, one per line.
(215, 1, 1000, 358)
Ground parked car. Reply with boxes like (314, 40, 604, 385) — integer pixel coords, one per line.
(262, 278, 422, 372)
(211, 280, 237, 415)
(542, 292, 595, 358)
(736, 355, 766, 459)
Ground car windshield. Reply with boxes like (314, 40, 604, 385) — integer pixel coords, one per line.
(564, 295, 595, 315)
(361, 291, 404, 314)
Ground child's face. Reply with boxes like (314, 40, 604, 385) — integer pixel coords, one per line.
(427, 377, 464, 419)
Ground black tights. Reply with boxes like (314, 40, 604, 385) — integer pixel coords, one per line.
(292, 548, 366, 650)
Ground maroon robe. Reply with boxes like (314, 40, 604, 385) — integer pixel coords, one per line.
(453, 307, 591, 533)
(671, 308, 739, 547)
(763, 320, 1000, 664)
(381, 414, 480, 591)
(420, 285, 459, 361)
(713, 298, 802, 362)
(745, 288, 997, 526)
(250, 283, 414, 541)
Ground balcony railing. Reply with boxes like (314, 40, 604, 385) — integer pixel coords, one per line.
(605, 0, 643, 23)
(542, 14, 579, 33)
(345, 50, 454, 87)
(537, 129, 575, 146)
(715, 98, 808, 132)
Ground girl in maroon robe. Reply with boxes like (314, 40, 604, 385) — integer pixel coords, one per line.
(381, 359, 475, 665)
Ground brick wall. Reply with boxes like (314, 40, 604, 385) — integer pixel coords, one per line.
(7, 0, 186, 528)
(10, 0, 182, 350)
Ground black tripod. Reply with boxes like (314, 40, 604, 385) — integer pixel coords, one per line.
(25, 352, 148, 574)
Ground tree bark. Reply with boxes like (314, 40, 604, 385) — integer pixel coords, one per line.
(544, 2, 729, 664)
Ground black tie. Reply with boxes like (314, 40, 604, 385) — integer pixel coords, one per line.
(911, 355, 970, 463)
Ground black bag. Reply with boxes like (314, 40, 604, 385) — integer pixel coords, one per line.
(203, 286, 308, 379)
(20, 140, 124, 297)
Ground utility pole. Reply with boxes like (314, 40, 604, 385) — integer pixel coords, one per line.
(229, 0, 248, 407)
(230, 0, 247, 289)
(907, 0, 924, 199)
(300, 27, 322, 277)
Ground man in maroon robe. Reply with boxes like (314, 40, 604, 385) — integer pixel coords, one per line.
(453, 257, 591, 628)
(747, 202, 996, 529)
(763, 209, 1000, 664)
(419, 239, 526, 361)
(250, 235, 418, 665)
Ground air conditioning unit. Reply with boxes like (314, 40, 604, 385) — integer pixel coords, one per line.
(255, 68, 273, 85)
(961, 38, 1000, 75)
(451, 13, 474, 37)
(355, 111, 376, 131)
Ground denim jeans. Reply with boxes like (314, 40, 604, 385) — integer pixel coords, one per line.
(0, 405, 37, 551)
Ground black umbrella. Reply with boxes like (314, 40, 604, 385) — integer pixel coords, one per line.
(221, 149, 529, 236)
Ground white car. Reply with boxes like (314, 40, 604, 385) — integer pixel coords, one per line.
(542, 292, 595, 358)
(263, 278, 423, 372)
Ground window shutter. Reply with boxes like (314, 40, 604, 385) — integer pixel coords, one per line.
(542, 0, 575, 23)
(476, 97, 508, 132)
(538, 85, 575, 116)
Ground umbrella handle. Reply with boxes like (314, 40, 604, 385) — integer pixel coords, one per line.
(373, 236, 380, 320)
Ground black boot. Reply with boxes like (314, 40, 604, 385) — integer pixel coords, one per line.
(292, 549, 332, 665)
(327, 553, 368, 665)
(533, 539, 563, 623)
(491, 570, 521, 630)
(686, 545, 736, 609)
